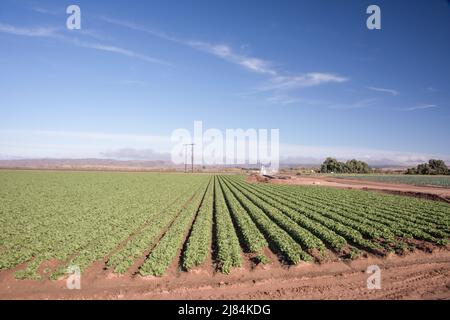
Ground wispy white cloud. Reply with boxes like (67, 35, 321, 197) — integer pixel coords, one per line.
(367, 86, 398, 96)
(72, 40, 172, 66)
(187, 42, 348, 91)
(187, 41, 277, 75)
(0, 22, 58, 37)
(100, 16, 178, 42)
(101, 17, 277, 75)
(32, 7, 60, 15)
(261, 73, 348, 92)
(400, 104, 437, 111)
(266, 95, 303, 105)
(28, 6, 109, 41)
(328, 98, 378, 110)
(266, 95, 379, 110)
(0, 21, 171, 65)
(266, 95, 329, 106)
(77, 29, 111, 41)
(100, 16, 348, 89)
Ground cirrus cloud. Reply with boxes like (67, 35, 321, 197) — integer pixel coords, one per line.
(367, 86, 399, 96)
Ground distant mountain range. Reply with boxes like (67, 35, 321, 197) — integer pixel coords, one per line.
(0, 158, 411, 171)
(0, 158, 176, 171)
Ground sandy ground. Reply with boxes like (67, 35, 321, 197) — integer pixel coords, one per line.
(259, 175, 450, 203)
(0, 249, 449, 300)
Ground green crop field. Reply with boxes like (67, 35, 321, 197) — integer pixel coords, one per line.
(334, 174, 450, 187)
(0, 170, 449, 279)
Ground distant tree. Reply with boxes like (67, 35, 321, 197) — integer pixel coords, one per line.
(345, 159, 371, 174)
(361, 161, 371, 173)
(320, 157, 371, 174)
(417, 163, 430, 174)
(320, 157, 342, 173)
(405, 159, 449, 175)
(344, 159, 357, 173)
(405, 167, 418, 175)
(428, 159, 449, 175)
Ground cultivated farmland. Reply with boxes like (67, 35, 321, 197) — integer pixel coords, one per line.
(0, 170, 449, 282)
(334, 174, 450, 187)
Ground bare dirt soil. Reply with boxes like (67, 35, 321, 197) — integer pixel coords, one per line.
(1, 249, 449, 300)
(252, 175, 450, 203)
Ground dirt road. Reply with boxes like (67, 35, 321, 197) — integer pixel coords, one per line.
(261, 175, 450, 203)
(1, 250, 449, 300)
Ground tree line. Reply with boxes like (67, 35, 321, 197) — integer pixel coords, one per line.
(320, 157, 371, 174)
(405, 159, 449, 175)
(319, 157, 449, 175)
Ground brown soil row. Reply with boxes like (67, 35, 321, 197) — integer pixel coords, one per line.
(1, 249, 449, 300)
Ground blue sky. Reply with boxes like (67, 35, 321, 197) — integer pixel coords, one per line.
(0, 0, 449, 165)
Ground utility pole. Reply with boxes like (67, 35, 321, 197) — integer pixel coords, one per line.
(183, 143, 195, 173)
(183, 144, 187, 173)
(191, 143, 195, 173)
